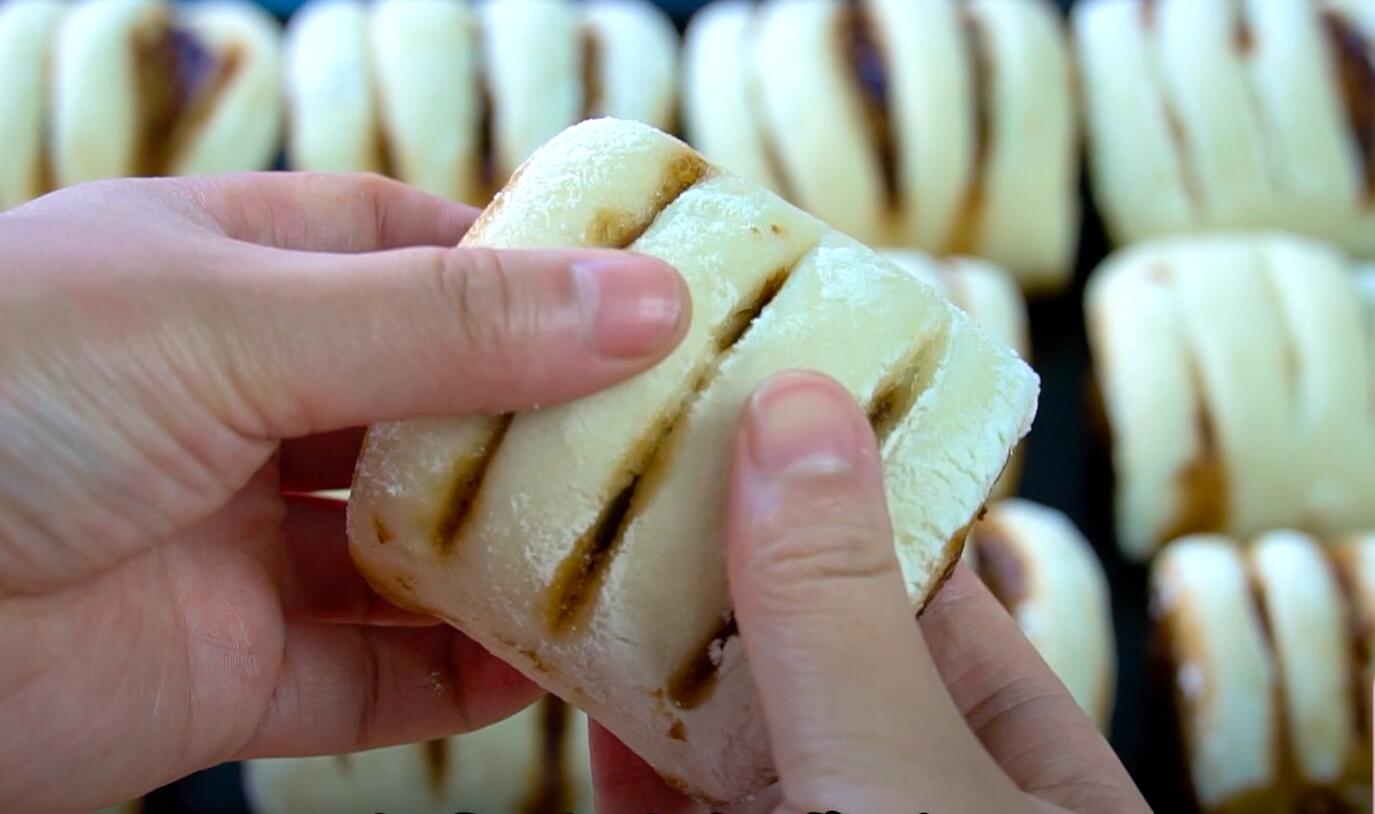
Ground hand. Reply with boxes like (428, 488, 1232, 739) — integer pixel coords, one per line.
(591, 372, 1151, 814)
(0, 173, 689, 814)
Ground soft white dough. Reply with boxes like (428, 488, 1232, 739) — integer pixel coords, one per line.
(970, 499, 1116, 730)
(0, 0, 63, 209)
(244, 702, 593, 814)
(348, 119, 1038, 805)
(1152, 537, 1278, 810)
(1087, 234, 1375, 559)
(284, 0, 380, 174)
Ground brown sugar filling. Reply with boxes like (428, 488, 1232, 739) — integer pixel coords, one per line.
(542, 262, 793, 636)
(1323, 11, 1375, 203)
(133, 19, 241, 176)
(584, 154, 710, 247)
(1159, 362, 1228, 543)
(947, 12, 992, 255)
(429, 417, 511, 554)
(1325, 550, 1372, 753)
(838, 5, 899, 213)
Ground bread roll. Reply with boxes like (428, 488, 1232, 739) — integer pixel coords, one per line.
(346, 118, 1039, 804)
(1086, 234, 1375, 560)
(0, 0, 63, 209)
(683, 0, 1078, 292)
(1151, 532, 1373, 812)
(883, 251, 1029, 498)
(1075, 0, 1375, 258)
(51, 0, 281, 187)
(244, 698, 592, 814)
(967, 500, 1115, 730)
(285, 0, 677, 203)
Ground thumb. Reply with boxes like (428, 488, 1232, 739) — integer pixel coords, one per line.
(203, 245, 689, 438)
(724, 371, 1029, 814)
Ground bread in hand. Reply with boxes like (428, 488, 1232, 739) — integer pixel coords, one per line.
(967, 499, 1115, 730)
(1075, 0, 1375, 258)
(346, 118, 1039, 804)
(1152, 532, 1373, 812)
(51, 0, 281, 187)
(1086, 234, 1375, 559)
(684, 0, 1078, 291)
(244, 698, 592, 814)
(883, 250, 1030, 498)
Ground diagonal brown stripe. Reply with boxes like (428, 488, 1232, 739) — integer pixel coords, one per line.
(1323, 11, 1375, 205)
(839, 5, 900, 214)
(431, 416, 512, 555)
(540, 259, 799, 636)
(947, 11, 992, 255)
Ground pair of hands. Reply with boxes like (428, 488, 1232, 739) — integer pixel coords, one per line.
(0, 174, 1149, 814)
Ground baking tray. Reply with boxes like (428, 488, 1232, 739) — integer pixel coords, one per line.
(137, 0, 1171, 810)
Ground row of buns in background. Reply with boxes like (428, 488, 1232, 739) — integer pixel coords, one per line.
(5, 0, 1365, 811)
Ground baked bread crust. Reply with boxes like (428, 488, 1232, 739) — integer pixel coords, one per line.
(967, 499, 1116, 730)
(346, 118, 1039, 804)
(244, 699, 592, 814)
(1086, 234, 1375, 559)
(683, 0, 1079, 291)
(1153, 532, 1374, 813)
(0, 0, 63, 209)
(285, 0, 678, 202)
(1075, 0, 1375, 257)
(51, 0, 281, 187)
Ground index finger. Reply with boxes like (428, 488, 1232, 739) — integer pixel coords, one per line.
(179, 172, 480, 252)
(919, 566, 1150, 814)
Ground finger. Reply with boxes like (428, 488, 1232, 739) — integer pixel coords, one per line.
(237, 622, 542, 758)
(280, 428, 366, 492)
(920, 567, 1150, 814)
(185, 172, 479, 252)
(589, 722, 703, 814)
(207, 246, 690, 438)
(279, 495, 437, 626)
(725, 371, 1026, 813)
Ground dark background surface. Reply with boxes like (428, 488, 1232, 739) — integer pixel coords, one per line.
(146, 0, 1163, 811)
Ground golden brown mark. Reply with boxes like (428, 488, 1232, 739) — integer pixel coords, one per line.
(769, 222, 783, 235)
(714, 266, 790, 354)
(476, 66, 497, 200)
(866, 328, 952, 444)
(1233, 13, 1255, 57)
(1158, 402, 1228, 543)
(580, 26, 603, 119)
(372, 516, 393, 545)
(421, 739, 448, 798)
(970, 523, 1029, 610)
(134, 18, 243, 176)
(1323, 12, 1375, 203)
(947, 13, 992, 254)
(1325, 548, 1371, 746)
(517, 697, 572, 814)
(332, 753, 351, 773)
(542, 261, 797, 634)
(921, 520, 976, 611)
(431, 417, 511, 554)
(839, 4, 899, 212)
(584, 153, 710, 248)
(666, 617, 737, 710)
(667, 719, 686, 741)
(393, 574, 414, 593)
(1242, 557, 1295, 809)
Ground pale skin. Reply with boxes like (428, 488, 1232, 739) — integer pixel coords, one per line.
(0, 173, 1150, 814)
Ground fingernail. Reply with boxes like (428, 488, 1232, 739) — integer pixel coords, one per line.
(747, 373, 867, 478)
(573, 256, 686, 359)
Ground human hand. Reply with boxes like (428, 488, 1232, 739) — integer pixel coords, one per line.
(590, 371, 1151, 814)
(0, 173, 688, 814)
